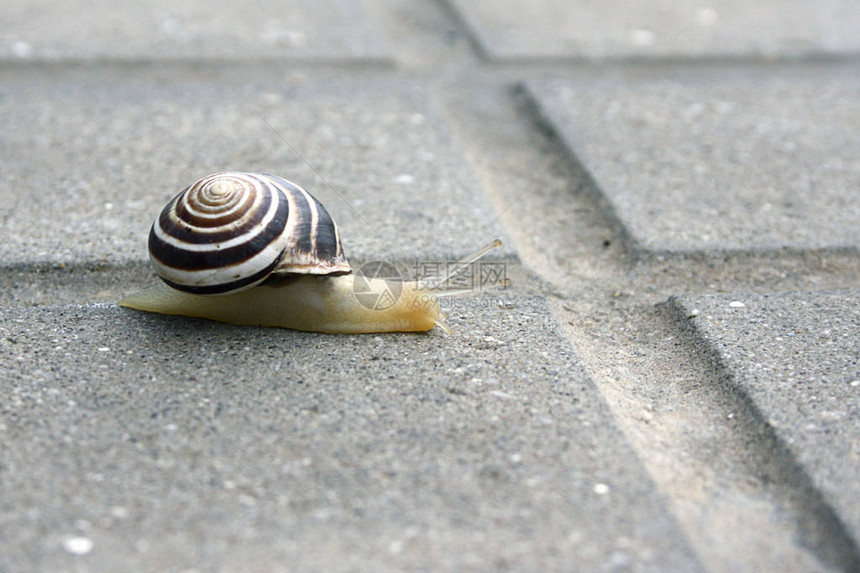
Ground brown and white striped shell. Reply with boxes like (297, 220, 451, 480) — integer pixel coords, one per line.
(148, 171, 351, 295)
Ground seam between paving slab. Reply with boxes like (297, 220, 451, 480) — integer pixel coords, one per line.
(511, 82, 639, 261)
(517, 79, 860, 265)
(463, 51, 860, 67)
(430, 36, 860, 569)
(660, 297, 860, 571)
(431, 0, 493, 62)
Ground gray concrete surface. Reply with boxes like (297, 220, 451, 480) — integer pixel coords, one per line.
(450, 0, 860, 60)
(0, 300, 700, 572)
(669, 291, 860, 545)
(0, 70, 509, 266)
(2, 1, 860, 572)
(0, 0, 390, 61)
(525, 68, 860, 255)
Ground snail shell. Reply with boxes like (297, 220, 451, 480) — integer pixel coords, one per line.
(148, 171, 351, 295)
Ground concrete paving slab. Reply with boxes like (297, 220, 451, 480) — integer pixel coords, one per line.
(0, 0, 390, 62)
(669, 290, 860, 546)
(0, 70, 509, 269)
(450, 0, 860, 61)
(0, 297, 701, 571)
(526, 67, 860, 254)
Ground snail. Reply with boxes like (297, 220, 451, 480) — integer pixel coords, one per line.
(119, 171, 503, 334)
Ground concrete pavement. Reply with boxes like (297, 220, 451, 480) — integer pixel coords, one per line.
(1, 1, 858, 571)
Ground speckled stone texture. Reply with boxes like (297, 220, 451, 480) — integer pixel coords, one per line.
(450, 0, 860, 60)
(0, 70, 509, 267)
(526, 67, 860, 254)
(0, 299, 701, 572)
(2, 0, 860, 570)
(669, 290, 860, 544)
(0, 0, 390, 61)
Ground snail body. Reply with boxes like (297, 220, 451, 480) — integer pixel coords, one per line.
(120, 171, 501, 333)
(120, 274, 442, 334)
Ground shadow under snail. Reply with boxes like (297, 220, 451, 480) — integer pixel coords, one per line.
(119, 171, 503, 333)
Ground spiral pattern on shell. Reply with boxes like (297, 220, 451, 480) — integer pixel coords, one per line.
(148, 171, 351, 295)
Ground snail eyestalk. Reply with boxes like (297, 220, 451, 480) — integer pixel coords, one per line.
(417, 238, 510, 300)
